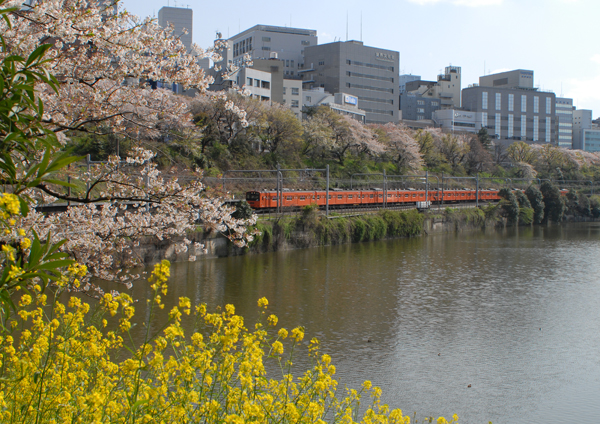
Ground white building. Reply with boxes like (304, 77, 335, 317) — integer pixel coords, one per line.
(283, 79, 303, 120)
(433, 109, 482, 133)
(158, 6, 193, 51)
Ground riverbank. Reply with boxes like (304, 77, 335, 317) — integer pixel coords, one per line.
(134, 206, 507, 264)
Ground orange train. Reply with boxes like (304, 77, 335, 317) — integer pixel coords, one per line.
(245, 188, 504, 210)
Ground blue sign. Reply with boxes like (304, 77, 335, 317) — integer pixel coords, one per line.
(344, 95, 358, 105)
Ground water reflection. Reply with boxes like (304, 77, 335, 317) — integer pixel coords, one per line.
(126, 223, 600, 424)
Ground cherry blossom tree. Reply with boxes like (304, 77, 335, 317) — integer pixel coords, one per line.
(371, 123, 422, 173)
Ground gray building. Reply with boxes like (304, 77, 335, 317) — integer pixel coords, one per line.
(479, 69, 534, 90)
(223, 25, 317, 75)
(158, 6, 193, 51)
(401, 66, 461, 110)
(555, 97, 574, 149)
(301, 40, 399, 124)
(400, 93, 440, 121)
(573, 109, 593, 150)
(462, 70, 556, 147)
(399, 74, 421, 93)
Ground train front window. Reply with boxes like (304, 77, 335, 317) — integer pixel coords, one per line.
(246, 192, 260, 201)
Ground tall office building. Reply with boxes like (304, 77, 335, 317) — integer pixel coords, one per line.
(222, 25, 317, 75)
(301, 40, 399, 124)
(462, 69, 556, 147)
(158, 6, 193, 51)
(572, 109, 600, 151)
(555, 97, 574, 149)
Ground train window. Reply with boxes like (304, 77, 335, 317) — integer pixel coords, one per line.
(300, 196, 306, 200)
(272, 196, 278, 201)
(246, 192, 260, 201)
(370, 194, 374, 198)
(405, 194, 409, 198)
(317, 196, 320, 200)
(286, 196, 292, 201)
(412, 194, 416, 198)
(337, 195, 342, 199)
(329, 195, 332, 199)
(388, 194, 392, 198)
(348, 195, 353, 199)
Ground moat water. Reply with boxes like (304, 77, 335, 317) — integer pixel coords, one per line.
(127, 222, 600, 424)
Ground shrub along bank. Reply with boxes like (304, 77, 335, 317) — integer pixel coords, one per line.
(250, 208, 426, 252)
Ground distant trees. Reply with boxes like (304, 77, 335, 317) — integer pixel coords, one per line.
(525, 186, 545, 224)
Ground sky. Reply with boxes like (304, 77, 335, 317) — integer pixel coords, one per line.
(121, 0, 600, 117)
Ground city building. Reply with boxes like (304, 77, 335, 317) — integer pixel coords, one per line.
(301, 40, 399, 124)
(400, 93, 441, 121)
(399, 74, 421, 94)
(235, 68, 271, 102)
(555, 97, 574, 149)
(433, 109, 482, 133)
(221, 25, 317, 73)
(402, 66, 462, 109)
(302, 88, 366, 123)
(461, 69, 556, 147)
(282, 79, 303, 120)
(573, 109, 594, 150)
(158, 6, 193, 51)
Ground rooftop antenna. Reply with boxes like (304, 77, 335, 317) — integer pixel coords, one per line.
(346, 11, 348, 41)
(360, 11, 362, 41)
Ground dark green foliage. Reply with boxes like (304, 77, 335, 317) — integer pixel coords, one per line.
(590, 196, 600, 219)
(514, 190, 532, 208)
(498, 188, 520, 223)
(477, 127, 493, 150)
(519, 207, 534, 225)
(525, 185, 545, 224)
(578, 192, 591, 217)
(232, 201, 254, 220)
(540, 181, 566, 223)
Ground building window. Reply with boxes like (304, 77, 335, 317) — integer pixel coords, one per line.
(254, 79, 260, 87)
(508, 114, 514, 138)
(291, 87, 299, 95)
(247, 77, 252, 86)
(482, 112, 487, 128)
(546, 97, 551, 114)
(262, 36, 271, 42)
(533, 116, 539, 141)
(291, 100, 299, 108)
(521, 95, 527, 112)
(431, 101, 439, 106)
(282, 87, 286, 95)
(417, 108, 425, 113)
(495, 113, 501, 138)
(482, 92, 488, 110)
(306, 96, 311, 102)
(291, 60, 294, 68)
(417, 116, 424, 121)
(261, 46, 270, 51)
(286, 60, 289, 67)
(417, 100, 425, 105)
(301, 40, 310, 46)
(318, 61, 325, 66)
(546, 118, 551, 142)
(508, 94, 514, 112)
(495, 93, 501, 110)
(534, 96, 539, 113)
(261, 81, 270, 89)
(521, 115, 526, 138)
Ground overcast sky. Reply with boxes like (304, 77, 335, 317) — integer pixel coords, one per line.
(122, 0, 600, 117)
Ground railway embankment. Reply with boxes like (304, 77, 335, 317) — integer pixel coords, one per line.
(134, 206, 505, 264)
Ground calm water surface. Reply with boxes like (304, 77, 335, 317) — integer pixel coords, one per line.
(129, 222, 600, 424)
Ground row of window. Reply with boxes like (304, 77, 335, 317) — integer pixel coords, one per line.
(361, 96, 394, 105)
(233, 37, 253, 57)
(282, 87, 300, 95)
(346, 60, 394, 72)
(346, 71, 394, 83)
(488, 113, 552, 142)
(246, 77, 270, 89)
(482, 92, 552, 114)
(346, 83, 394, 93)
(362, 108, 394, 116)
